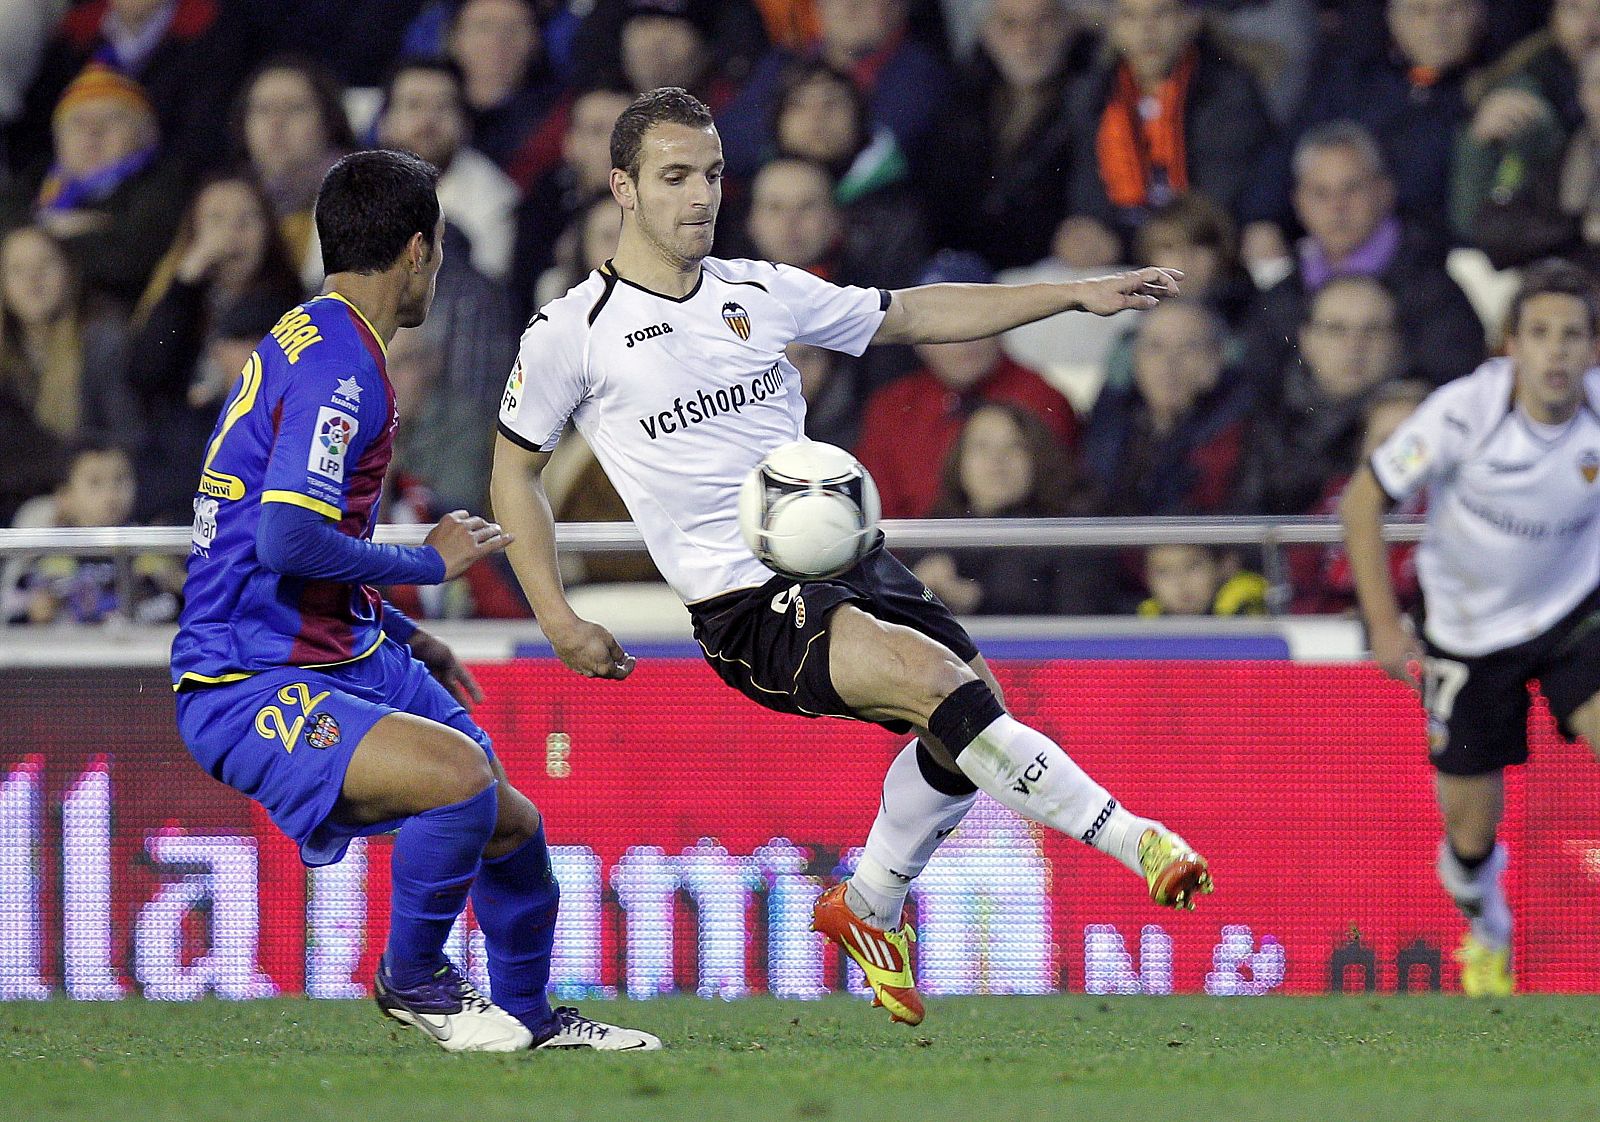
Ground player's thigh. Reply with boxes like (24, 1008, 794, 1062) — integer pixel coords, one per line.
(915, 653, 1004, 773)
(338, 711, 495, 826)
(1534, 614, 1600, 755)
(1421, 647, 1530, 777)
(828, 603, 977, 729)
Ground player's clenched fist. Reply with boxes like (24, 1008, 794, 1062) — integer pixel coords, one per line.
(426, 509, 514, 580)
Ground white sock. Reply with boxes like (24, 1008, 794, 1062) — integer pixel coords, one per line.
(846, 741, 977, 930)
(1437, 841, 1512, 950)
(953, 714, 1158, 876)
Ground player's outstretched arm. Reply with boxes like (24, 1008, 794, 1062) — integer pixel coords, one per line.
(255, 502, 508, 586)
(1340, 466, 1421, 689)
(871, 267, 1183, 346)
(490, 434, 635, 680)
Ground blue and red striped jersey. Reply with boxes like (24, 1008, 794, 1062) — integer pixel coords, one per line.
(171, 293, 397, 689)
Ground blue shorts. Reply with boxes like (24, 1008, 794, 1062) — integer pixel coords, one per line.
(175, 637, 493, 867)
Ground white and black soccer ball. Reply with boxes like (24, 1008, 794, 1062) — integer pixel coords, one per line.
(738, 440, 881, 579)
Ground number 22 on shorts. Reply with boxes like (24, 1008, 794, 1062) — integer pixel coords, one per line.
(254, 682, 332, 752)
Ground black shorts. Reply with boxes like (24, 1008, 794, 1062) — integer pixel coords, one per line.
(1422, 586, 1600, 776)
(688, 535, 979, 734)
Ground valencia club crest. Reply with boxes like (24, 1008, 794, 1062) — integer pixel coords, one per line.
(722, 301, 751, 340)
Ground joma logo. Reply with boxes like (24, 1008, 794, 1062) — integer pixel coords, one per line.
(625, 322, 673, 348)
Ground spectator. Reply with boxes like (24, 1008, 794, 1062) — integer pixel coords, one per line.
(1078, 300, 1251, 515)
(1461, 0, 1600, 156)
(0, 224, 134, 444)
(855, 251, 1079, 518)
(1454, 46, 1600, 271)
(510, 84, 631, 319)
(717, 0, 954, 178)
(1136, 542, 1267, 616)
(446, 0, 559, 173)
(0, 64, 186, 305)
(917, 0, 1093, 270)
(1234, 274, 1405, 515)
(743, 158, 848, 273)
(913, 401, 1110, 615)
(238, 0, 432, 87)
(568, 0, 768, 94)
(1246, 0, 1488, 246)
(1288, 378, 1429, 614)
(12, 0, 249, 173)
(0, 0, 69, 167)
(787, 340, 868, 449)
(2, 439, 180, 625)
(1449, 2, 1600, 251)
(534, 195, 622, 311)
(377, 57, 520, 284)
(1242, 120, 1484, 387)
(409, 222, 519, 509)
(1060, 0, 1275, 257)
(1086, 190, 1257, 397)
(125, 172, 302, 523)
(1134, 191, 1256, 329)
(230, 55, 356, 289)
(767, 63, 928, 288)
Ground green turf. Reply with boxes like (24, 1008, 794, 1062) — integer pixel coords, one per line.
(2, 994, 1596, 1121)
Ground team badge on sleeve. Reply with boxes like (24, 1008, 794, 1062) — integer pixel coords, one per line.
(1581, 449, 1598, 484)
(722, 301, 751, 340)
(309, 407, 359, 482)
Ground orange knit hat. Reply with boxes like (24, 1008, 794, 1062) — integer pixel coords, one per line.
(52, 63, 155, 126)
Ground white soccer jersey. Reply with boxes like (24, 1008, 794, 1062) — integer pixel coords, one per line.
(1371, 357, 1600, 655)
(498, 258, 890, 603)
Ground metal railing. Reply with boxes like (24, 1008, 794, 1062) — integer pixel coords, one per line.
(0, 516, 1424, 622)
(0, 515, 1424, 558)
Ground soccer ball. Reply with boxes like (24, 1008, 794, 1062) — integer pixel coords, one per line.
(738, 440, 881, 579)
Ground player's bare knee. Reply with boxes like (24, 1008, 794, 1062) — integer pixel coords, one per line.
(486, 786, 540, 858)
(428, 730, 495, 808)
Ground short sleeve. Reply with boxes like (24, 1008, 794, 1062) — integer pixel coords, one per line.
(260, 358, 380, 520)
(1369, 384, 1468, 503)
(498, 309, 589, 453)
(766, 263, 889, 356)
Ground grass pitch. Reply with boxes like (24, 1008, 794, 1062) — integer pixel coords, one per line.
(3, 994, 1596, 1121)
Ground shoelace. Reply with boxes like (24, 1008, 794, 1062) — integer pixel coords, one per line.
(428, 965, 494, 1014)
(554, 1007, 611, 1039)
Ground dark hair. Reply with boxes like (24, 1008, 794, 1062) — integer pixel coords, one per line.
(930, 401, 1088, 517)
(381, 55, 467, 116)
(610, 86, 714, 180)
(1135, 192, 1238, 269)
(179, 169, 299, 289)
(316, 150, 441, 275)
(229, 53, 355, 161)
(1505, 258, 1600, 336)
(61, 435, 133, 470)
(771, 60, 868, 173)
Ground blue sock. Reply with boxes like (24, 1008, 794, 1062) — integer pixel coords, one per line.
(471, 821, 559, 1038)
(385, 783, 498, 989)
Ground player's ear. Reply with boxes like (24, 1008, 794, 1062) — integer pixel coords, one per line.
(611, 168, 635, 211)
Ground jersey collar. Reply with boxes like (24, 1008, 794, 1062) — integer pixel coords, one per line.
(323, 291, 389, 360)
(602, 259, 703, 304)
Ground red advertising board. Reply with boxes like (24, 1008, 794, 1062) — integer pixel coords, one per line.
(3, 660, 1598, 1001)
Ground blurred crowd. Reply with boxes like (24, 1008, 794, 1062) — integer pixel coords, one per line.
(0, 0, 1587, 624)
